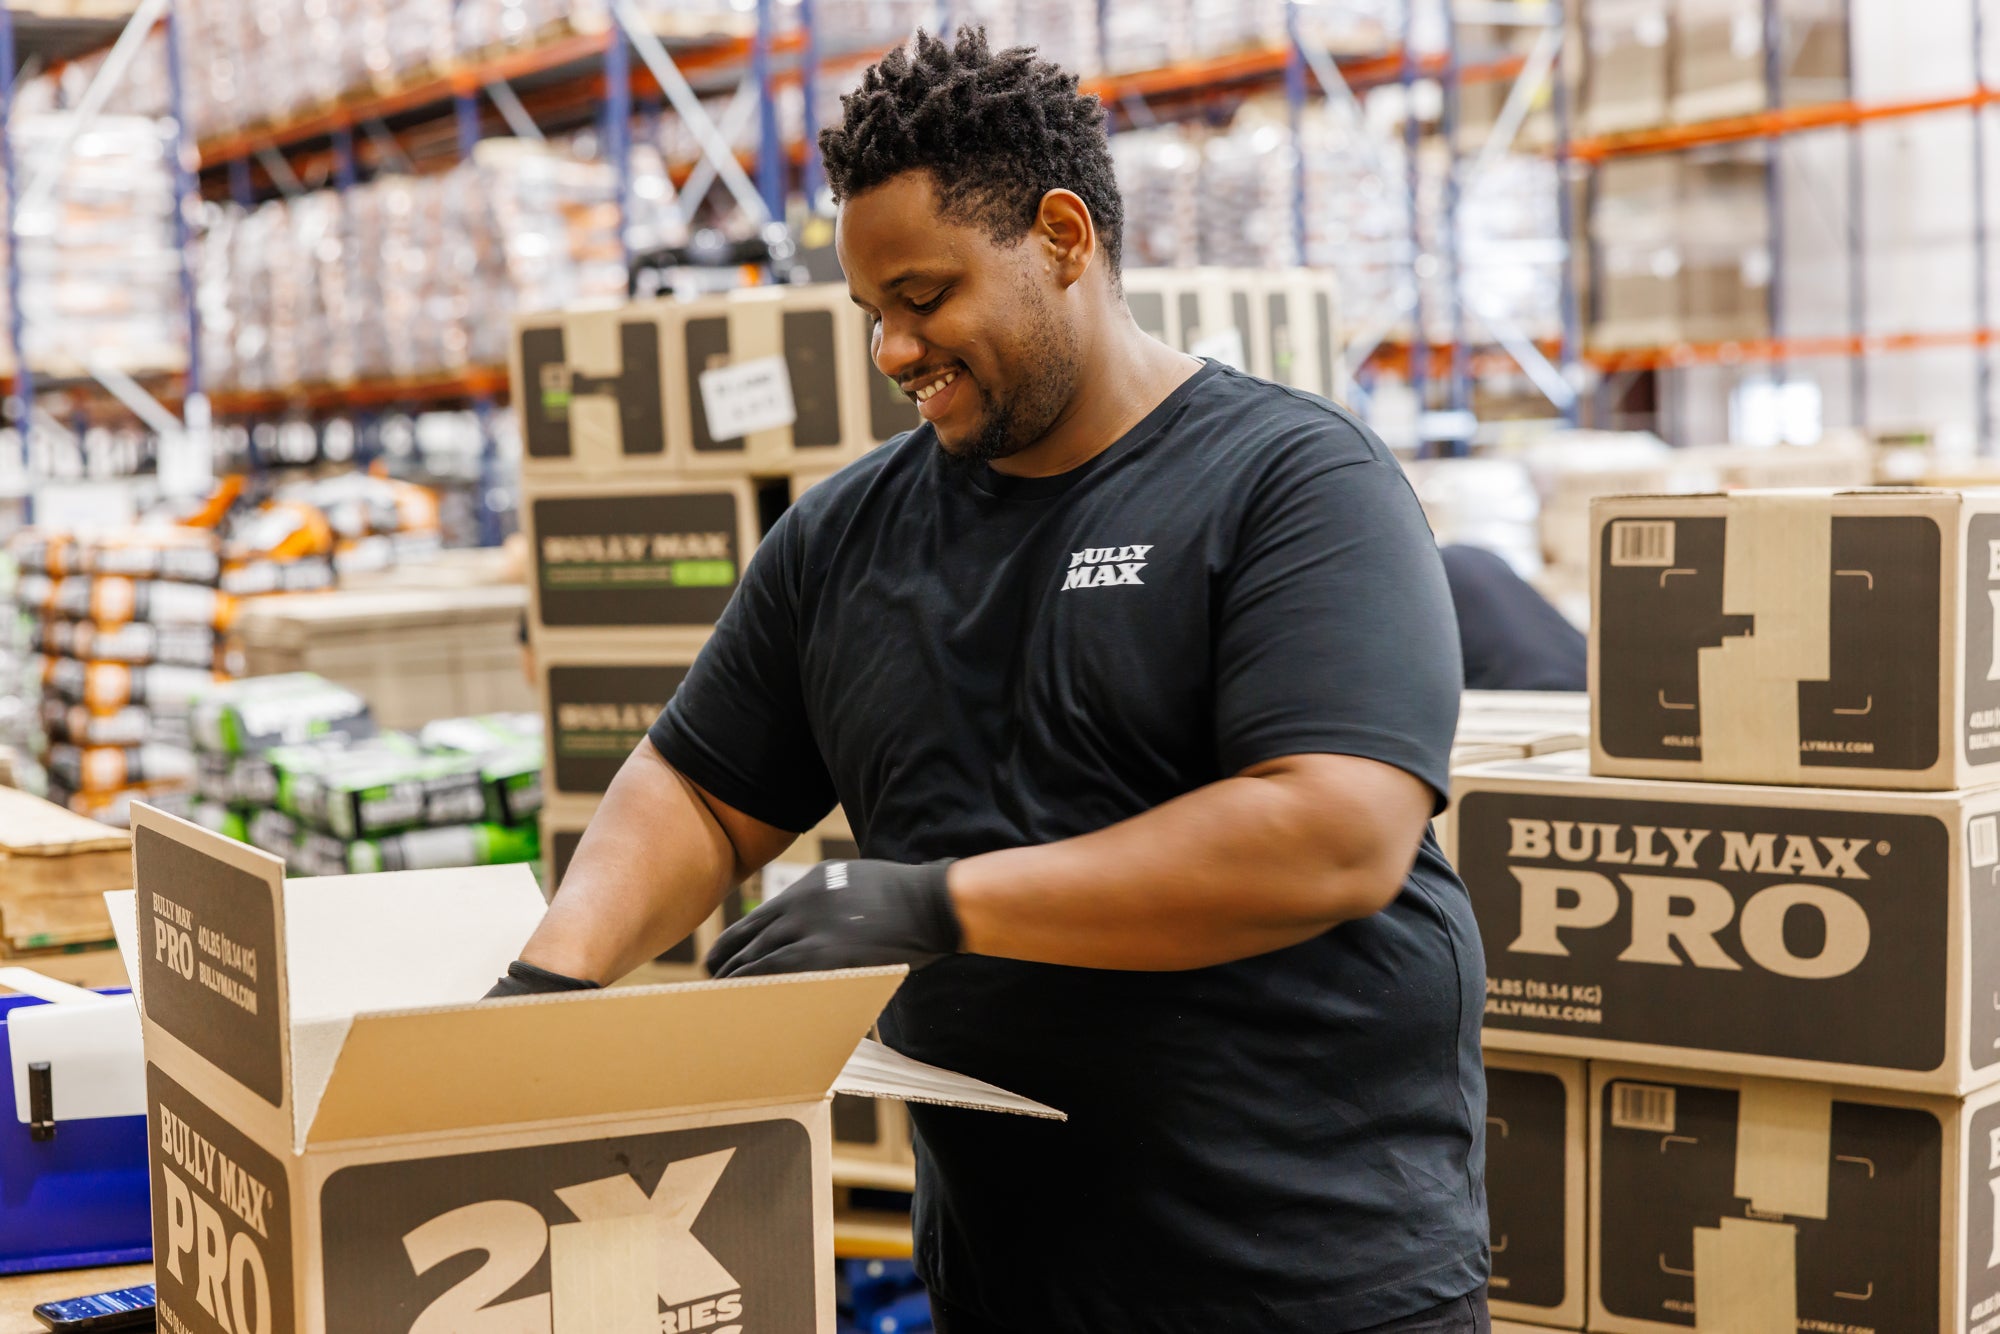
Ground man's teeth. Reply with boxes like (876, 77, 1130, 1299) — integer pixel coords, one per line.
(914, 370, 958, 402)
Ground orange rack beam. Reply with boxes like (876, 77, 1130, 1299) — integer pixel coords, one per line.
(205, 366, 511, 416)
(1571, 88, 2000, 161)
(196, 29, 795, 167)
(1585, 328, 2000, 373)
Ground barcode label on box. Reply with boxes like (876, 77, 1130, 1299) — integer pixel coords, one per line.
(1975, 816, 1999, 868)
(1610, 1082, 1676, 1133)
(1610, 520, 1675, 567)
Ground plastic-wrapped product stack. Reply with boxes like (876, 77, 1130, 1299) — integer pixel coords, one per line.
(1111, 129, 1203, 269)
(204, 141, 634, 391)
(10, 526, 235, 827)
(189, 675, 543, 878)
(274, 472, 444, 580)
(10, 114, 184, 379)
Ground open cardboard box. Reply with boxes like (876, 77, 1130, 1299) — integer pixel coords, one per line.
(109, 805, 1057, 1334)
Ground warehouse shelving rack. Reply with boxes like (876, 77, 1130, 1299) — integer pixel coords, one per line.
(0, 1, 1595, 495)
(1566, 0, 2000, 449)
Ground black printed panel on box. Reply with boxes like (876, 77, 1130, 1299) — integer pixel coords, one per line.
(1966, 1100, 2000, 1330)
(785, 310, 842, 450)
(548, 664, 689, 793)
(686, 316, 742, 456)
(1972, 811, 2000, 1074)
(1798, 516, 1939, 771)
(1597, 514, 1942, 769)
(532, 493, 740, 628)
(148, 1063, 296, 1334)
(1457, 791, 1949, 1071)
(1966, 514, 2000, 768)
(319, 1118, 814, 1332)
(518, 326, 573, 461)
(1485, 1067, 1570, 1312)
(1596, 1078, 1941, 1331)
(135, 824, 286, 1107)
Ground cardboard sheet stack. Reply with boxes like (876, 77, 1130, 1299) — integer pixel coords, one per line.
(0, 786, 132, 987)
(187, 671, 545, 878)
(1444, 486, 2000, 1334)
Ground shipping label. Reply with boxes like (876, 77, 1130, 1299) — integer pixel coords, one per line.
(136, 824, 286, 1107)
(1597, 514, 1942, 771)
(1458, 791, 1950, 1071)
(148, 1063, 296, 1334)
(1597, 1078, 1941, 1332)
(320, 1118, 814, 1334)
(548, 664, 690, 793)
(532, 493, 740, 628)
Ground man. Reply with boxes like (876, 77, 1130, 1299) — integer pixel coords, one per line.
(492, 28, 1487, 1334)
(1441, 544, 1586, 691)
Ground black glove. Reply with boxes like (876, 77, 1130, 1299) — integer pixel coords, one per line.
(484, 959, 602, 999)
(706, 859, 961, 979)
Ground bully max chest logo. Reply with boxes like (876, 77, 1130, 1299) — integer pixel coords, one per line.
(1061, 545, 1152, 591)
(1503, 817, 1879, 980)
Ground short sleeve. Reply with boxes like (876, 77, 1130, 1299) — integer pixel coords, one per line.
(1214, 449, 1462, 808)
(648, 507, 838, 832)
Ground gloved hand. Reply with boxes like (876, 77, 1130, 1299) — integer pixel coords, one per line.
(706, 859, 961, 978)
(484, 959, 602, 999)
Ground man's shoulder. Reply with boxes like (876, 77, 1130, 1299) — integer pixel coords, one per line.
(1180, 364, 1395, 476)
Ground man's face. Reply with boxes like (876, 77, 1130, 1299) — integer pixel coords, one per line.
(836, 171, 1082, 463)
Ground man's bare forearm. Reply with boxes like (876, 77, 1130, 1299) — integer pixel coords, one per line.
(949, 753, 1434, 971)
(517, 739, 747, 983)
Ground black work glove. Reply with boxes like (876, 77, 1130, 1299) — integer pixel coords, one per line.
(706, 859, 961, 979)
(484, 959, 601, 999)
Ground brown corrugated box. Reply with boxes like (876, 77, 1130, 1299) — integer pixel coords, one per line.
(109, 806, 1056, 1334)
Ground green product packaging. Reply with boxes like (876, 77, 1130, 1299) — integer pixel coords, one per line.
(189, 671, 375, 756)
(343, 821, 542, 874)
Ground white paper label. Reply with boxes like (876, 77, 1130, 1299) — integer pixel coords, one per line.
(699, 355, 797, 441)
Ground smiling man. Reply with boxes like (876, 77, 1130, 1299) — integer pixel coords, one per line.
(491, 27, 1486, 1334)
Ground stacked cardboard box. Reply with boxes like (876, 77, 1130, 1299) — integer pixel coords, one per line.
(512, 283, 915, 980)
(1447, 487, 2000, 1334)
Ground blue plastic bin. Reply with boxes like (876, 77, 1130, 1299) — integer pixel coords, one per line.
(0, 988, 151, 1274)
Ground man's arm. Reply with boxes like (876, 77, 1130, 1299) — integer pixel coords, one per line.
(707, 750, 1435, 979)
(950, 752, 1433, 970)
(515, 737, 797, 984)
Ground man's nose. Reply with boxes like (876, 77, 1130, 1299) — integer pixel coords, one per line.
(874, 318, 925, 382)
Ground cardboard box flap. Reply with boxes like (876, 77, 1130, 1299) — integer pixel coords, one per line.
(834, 1037, 1065, 1121)
(278, 863, 545, 1022)
(301, 967, 907, 1147)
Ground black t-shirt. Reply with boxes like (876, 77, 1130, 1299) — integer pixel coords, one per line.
(651, 361, 1488, 1333)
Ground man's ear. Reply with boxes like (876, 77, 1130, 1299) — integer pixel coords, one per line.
(1036, 189, 1095, 288)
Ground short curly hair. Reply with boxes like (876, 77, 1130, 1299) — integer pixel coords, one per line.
(819, 27, 1124, 274)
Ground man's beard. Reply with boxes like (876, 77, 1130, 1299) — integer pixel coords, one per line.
(936, 285, 1082, 469)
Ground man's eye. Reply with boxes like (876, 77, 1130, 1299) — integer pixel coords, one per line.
(910, 291, 946, 315)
